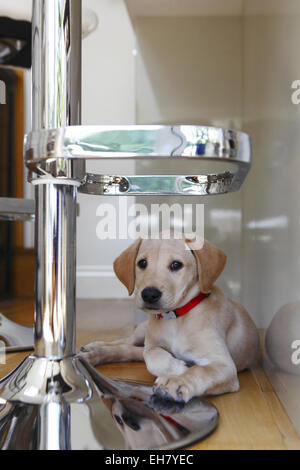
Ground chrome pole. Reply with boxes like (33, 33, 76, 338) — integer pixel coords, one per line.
(32, 0, 82, 358)
(34, 185, 77, 357)
(32, 0, 81, 129)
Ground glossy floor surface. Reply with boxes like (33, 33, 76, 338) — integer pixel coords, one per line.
(0, 298, 300, 450)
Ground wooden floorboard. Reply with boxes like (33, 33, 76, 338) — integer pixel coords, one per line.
(1, 298, 300, 450)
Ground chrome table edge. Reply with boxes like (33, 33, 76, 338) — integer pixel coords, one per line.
(25, 124, 251, 162)
(24, 125, 251, 195)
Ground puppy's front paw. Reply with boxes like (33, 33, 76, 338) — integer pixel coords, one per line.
(153, 375, 193, 403)
(78, 342, 105, 366)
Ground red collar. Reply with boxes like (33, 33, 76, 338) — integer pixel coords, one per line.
(156, 292, 209, 320)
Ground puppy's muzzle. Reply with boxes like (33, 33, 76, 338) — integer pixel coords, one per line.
(141, 287, 162, 305)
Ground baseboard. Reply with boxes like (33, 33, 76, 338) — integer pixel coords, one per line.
(76, 265, 128, 299)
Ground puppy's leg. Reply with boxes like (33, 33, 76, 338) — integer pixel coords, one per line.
(144, 347, 189, 378)
(80, 343, 144, 367)
(79, 321, 147, 366)
(153, 343, 239, 402)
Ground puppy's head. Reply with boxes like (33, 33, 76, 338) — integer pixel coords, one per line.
(113, 237, 226, 314)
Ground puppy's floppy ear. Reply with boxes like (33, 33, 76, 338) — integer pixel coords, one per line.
(113, 238, 143, 296)
(186, 238, 227, 294)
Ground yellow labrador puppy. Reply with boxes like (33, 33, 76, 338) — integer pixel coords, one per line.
(81, 237, 259, 403)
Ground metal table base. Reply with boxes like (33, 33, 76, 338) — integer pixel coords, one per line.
(0, 355, 218, 450)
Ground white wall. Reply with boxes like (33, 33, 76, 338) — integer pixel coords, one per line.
(134, 16, 244, 303)
(241, 9, 300, 328)
(77, 0, 136, 298)
(135, 16, 243, 127)
(241, 0, 300, 435)
(0, 0, 31, 20)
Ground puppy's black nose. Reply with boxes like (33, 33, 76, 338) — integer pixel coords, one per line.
(141, 287, 162, 304)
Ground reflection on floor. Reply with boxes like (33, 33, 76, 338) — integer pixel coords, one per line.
(0, 298, 300, 450)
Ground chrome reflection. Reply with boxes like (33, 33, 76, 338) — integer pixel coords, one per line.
(79, 171, 243, 196)
(0, 355, 218, 450)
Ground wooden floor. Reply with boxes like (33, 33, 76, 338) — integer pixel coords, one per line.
(1, 298, 300, 450)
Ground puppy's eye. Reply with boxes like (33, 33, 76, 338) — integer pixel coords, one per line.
(169, 261, 183, 271)
(137, 259, 147, 269)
